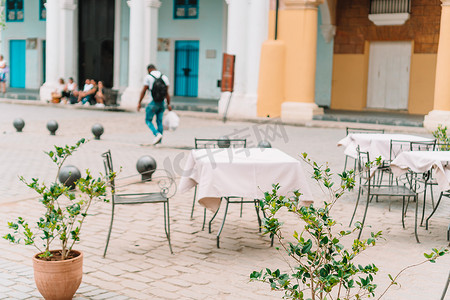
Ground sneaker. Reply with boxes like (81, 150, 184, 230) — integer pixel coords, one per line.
(152, 133, 163, 145)
(95, 103, 105, 108)
(83, 102, 90, 106)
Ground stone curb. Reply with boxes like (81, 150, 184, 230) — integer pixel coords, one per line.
(0, 97, 430, 134)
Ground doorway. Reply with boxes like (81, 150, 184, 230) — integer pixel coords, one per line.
(78, 0, 114, 88)
(174, 40, 199, 97)
(367, 41, 411, 110)
(9, 40, 26, 88)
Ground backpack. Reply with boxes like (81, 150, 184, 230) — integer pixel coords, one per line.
(150, 73, 167, 103)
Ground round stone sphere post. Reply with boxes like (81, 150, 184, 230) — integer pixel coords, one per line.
(47, 120, 59, 135)
(136, 156, 157, 181)
(218, 136, 231, 148)
(257, 140, 272, 148)
(59, 165, 82, 190)
(13, 118, 25, 132)
(92, 124, 104, 140)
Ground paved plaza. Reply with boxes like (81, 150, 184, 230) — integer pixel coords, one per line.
(0, 102, 448, 299)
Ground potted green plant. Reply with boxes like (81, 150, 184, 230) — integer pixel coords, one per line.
(3, 138, 111, 300)
(251, 153, 448, 299)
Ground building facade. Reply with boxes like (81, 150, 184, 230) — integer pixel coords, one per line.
(2, 0, 450, 130)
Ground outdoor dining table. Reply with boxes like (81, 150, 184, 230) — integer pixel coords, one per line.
(337, 133, 434, 160)
(391, 150, 450, 240)
(178, 147, 313, 246)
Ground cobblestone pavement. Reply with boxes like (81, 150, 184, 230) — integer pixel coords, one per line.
(0, 103, 448, 299)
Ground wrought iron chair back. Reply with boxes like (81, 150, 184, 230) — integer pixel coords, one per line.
(101, 150, 174, 257)
(436, 142, 450, 151)
(343, 127, 385, 172)
(410, 140, 436, 151)
(350, 147, 419, 242)
(194, 138, 247, 149)
(346, 127, 385, 135)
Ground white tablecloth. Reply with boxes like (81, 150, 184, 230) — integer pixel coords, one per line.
(391, 151, 450, 192)
(178, 148, 313, 212)
(337, 133, 433, 160)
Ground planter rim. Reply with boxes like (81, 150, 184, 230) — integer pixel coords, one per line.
(32, 249, 83, 264)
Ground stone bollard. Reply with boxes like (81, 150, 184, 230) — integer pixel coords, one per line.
(13, 118, 25, 132)
(136, 155, 157, 181)
(92, 124, 104, 140)
(257, 140, 272, 148)
(59, 165, 81, 190)
(46, 120, 59, 135)
(218, 136, 231, 148)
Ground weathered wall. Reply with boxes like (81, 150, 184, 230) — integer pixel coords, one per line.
(331, 0, 440, 114)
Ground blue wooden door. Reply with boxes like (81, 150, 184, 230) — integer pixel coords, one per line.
(175, 40, 199, 97)
(42, 40, 46, 84)
(10, 40, 26, 88)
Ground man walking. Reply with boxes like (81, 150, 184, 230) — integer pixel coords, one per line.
(138, 64, 171, 145)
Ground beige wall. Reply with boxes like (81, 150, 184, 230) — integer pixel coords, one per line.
(408, 54, 437, 115)
(330, 50, 369, 111)
(331, 47, 436, 114)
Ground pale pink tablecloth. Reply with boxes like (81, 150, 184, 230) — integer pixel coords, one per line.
(391, 151, 450, 192)
(337, 133, 434, 160)
(178, 148, 313, 212)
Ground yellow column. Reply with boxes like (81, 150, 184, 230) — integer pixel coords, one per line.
(280, 0, 324, 122)
(424, 0, 450, 130)
(257, 0, 324, 120)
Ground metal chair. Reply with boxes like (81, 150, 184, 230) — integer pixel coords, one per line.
(102, 150, 176, 257)
(409, 140, 437, 226)
(377, 139, 414, 185)
(441, 271, 450, 300)
(343, 127, 385, 172)
(190, 138, 247, 230)
(350, 147, 419, 242)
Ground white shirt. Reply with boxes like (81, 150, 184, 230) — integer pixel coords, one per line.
(67, 82, 76, 91)
(143, 70, 170, 100)
(83, 83, 93, 92)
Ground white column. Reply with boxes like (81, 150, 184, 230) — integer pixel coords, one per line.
(246, 0, 269, 98)
(218, 0, 269, 119)
(113, 0, 122, 89)
(39, 0, 60, 102)
(120, 0, 146, 110)
(144, 0, 160, 66)
(59, 0, 77, 80)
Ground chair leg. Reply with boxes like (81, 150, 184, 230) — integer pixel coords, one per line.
(343, 155, 348, 172)
(164, 201, 173, 254)
(430, 184, 435, 209)
(414, 195, 420, 243)
(103, 204, 115, 258)
(202, 208, 207, 231)
(209, 198, 222, 234)
(357, 193, 370, 240)
(240, 198, 243, 218)
(440, 271, 450, 300)
(349, 186, 362, 227)
(420, 184, 427, 226)
(253, 200, 262, 233)
(217, 199, 230, 248)
(190, 186, 197, 219)
(401, 196, 406, 229)
(426, 192, 444, 230)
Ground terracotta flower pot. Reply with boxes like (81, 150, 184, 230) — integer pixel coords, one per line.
(32, 250, 83, 300)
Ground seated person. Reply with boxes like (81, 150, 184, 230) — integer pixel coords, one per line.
(62, 77, 78, 104)
(78, 79, 97, 105)
(51, 78, 65, 103)
(94, 81, 106, 108)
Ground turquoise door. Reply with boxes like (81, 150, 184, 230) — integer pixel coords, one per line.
(175, 40, 199, 97)
(10, 40, 26, 88)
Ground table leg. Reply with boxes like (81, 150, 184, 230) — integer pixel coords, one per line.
(217, 199, 230, 248)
